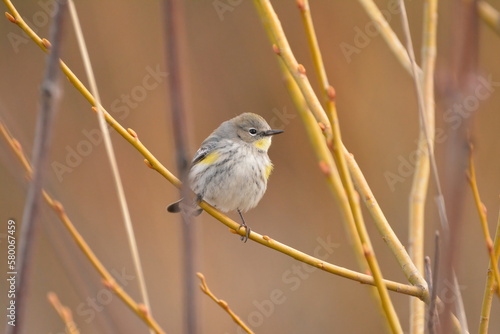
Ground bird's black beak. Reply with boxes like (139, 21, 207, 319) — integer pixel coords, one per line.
(262, 129, 284, 136)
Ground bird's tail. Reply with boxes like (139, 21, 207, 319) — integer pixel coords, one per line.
(166, 199, 203, 216)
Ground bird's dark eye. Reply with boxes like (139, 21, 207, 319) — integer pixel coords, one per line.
(249, 128, 258, 136)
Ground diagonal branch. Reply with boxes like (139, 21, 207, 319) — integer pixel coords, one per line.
(357, 0, 423, 79)
(197, 273, 254, 334)
(0, 122, 167, 334)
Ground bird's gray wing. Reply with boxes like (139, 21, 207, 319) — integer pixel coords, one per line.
(191, 138, 219, 165)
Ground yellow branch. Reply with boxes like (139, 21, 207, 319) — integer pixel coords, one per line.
(357, 0, 422, 79)
(282, 65, 367, 271)
(344, 149, 427, 297)
(297, 0, 331, 107)
(197, 273, 254, 334)
(468, 148, 500, 296)
(479, 207, 500, 333)
(408, 0, 438, 332)
(252, 0, 331, 136)
(283, 0, 368, 275)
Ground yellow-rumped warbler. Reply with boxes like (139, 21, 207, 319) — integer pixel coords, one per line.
(167, 112, 283, 242)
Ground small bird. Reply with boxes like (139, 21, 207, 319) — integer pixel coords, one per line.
(167, 113, 283, 242)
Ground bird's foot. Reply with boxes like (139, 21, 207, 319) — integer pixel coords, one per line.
(237, 223, 251, 243)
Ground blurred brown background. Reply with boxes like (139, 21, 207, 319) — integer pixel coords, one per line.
(1, 1, 500, 333)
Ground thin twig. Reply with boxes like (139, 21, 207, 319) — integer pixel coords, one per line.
(47, 292, 80, 334)
(0, 122, 167, 334)
(428, 232, 440, 334)
(400, 0, 448, 236)
(479, 205, 500, 333)
(296, 0, 331, 110)
(66, 1, 153, 323)
(424, 256, 432, 299)
(452, 271, 469, 333)
(11, 2, 67, 333)
(467, 144, 500, 295)
(163, 1, 198, 333)
(197, 273, 254, 334)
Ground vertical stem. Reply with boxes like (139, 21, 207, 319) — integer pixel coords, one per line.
(163, 1, 198, 333)
(440, 0, 478, 331)
(8, 2, 67, 333)
(329, 90, 403, 334)
(67, 2, 153, 326)
(408, 0, 438, 333)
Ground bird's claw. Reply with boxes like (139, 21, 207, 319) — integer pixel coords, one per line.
(237, 223, 251, 243)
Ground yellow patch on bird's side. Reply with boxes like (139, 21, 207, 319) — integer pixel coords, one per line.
(199, 151, 220, 165)
(265, 163, 274, 180)
(254, 137, 272, 151)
